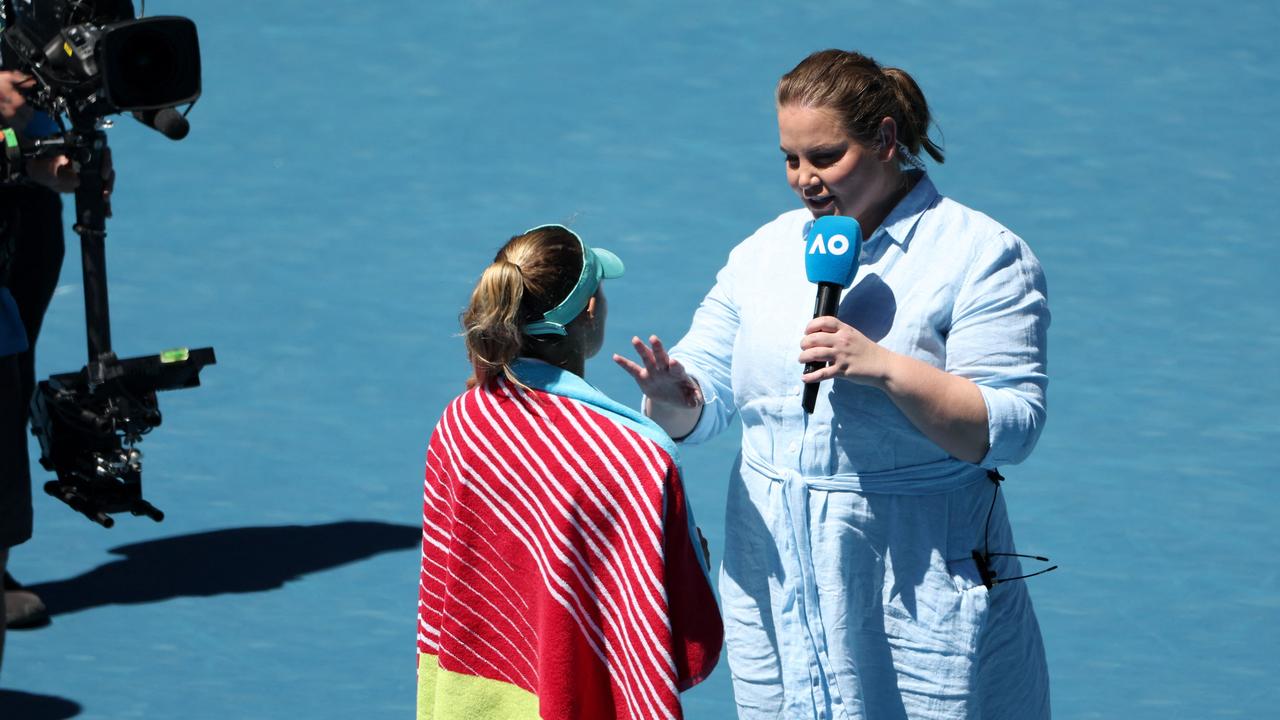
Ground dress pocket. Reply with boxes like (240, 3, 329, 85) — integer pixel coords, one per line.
(946, 552, 991, 595)
(944, 487, 995, 597)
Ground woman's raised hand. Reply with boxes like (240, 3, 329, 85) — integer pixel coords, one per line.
(613, 335, 703, 409)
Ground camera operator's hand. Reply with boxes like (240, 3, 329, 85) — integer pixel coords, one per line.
(0, 71, 89, 194)
(26, 154, 80, 193)
(0, 71, 36, 131)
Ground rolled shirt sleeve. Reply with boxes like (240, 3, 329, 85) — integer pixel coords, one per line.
(946, 230, 1050, 468)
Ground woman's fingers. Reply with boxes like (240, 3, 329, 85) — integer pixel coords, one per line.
(617, 334, 700, 407)
(612, 353, 645, 379)
(632, 334, 685, 379)
(649, 335, 673, 368)
(800, 317, 848, 351)
(800, 364, 837, 383)
(648, 335, 691, 381)
(805, 316, 841, 334)
(798, 346, 834, 365)
(630, 335, 661, 374)
(799, 332, 836, 351)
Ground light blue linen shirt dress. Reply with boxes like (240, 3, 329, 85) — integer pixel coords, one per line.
(668, 173, 1051, 719)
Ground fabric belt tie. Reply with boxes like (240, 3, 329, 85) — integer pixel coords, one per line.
(739, 446, 987, 718)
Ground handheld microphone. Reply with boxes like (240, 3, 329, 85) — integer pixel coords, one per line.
(132, 108, 190, 141)
(801, 216, 862, 413)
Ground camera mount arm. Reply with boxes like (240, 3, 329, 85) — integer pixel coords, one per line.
(28, 123, 215, 527)
(62, 126, 114, 365)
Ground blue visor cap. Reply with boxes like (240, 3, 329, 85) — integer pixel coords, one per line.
(522, 224, 625, 336)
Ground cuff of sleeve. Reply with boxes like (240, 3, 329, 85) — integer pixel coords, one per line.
(682, 365, 721, 444)
(976, 384, 1039, 468)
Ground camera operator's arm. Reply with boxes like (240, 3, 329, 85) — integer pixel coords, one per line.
(0, 70, 81, 193)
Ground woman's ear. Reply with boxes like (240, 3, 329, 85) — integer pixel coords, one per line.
(877, 116, 898, 162)
(585, 295, 598, 321)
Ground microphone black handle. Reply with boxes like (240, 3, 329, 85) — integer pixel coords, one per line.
(802, 282, 842, 414)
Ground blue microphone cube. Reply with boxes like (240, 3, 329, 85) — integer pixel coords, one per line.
(804, 215, 862, 287)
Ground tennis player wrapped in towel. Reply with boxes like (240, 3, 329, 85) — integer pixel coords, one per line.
(417, 225, 723, 720)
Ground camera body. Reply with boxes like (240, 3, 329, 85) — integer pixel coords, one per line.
(2, 0, 201, 122)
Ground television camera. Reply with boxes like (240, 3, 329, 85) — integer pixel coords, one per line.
(3, 0, 213, 527)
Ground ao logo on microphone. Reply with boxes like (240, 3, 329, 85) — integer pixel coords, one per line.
(807, 233, 853, 256)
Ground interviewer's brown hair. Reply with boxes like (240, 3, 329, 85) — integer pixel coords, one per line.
(777, 49, 944, 166)
(461, 226, 582, 389)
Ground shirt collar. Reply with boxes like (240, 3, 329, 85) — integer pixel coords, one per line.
(867, 170, 937, 254)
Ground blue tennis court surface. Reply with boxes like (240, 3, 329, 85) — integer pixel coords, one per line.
(3, 2, 1278, 718)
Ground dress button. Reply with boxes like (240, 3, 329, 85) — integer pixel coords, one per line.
(788, 442, 798, 453)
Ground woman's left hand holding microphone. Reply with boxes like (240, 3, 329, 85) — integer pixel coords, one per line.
(798, 315, 894, 389)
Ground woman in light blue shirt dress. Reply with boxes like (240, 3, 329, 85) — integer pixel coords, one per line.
(616, 50, 1051, 719)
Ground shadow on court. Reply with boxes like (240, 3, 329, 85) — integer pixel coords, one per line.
(0, 689, 82, 719)
(23, 520, 420, 618)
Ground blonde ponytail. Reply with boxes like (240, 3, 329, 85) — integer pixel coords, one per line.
(462, 259, 527, 388)
(460, 227, 582, 389)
